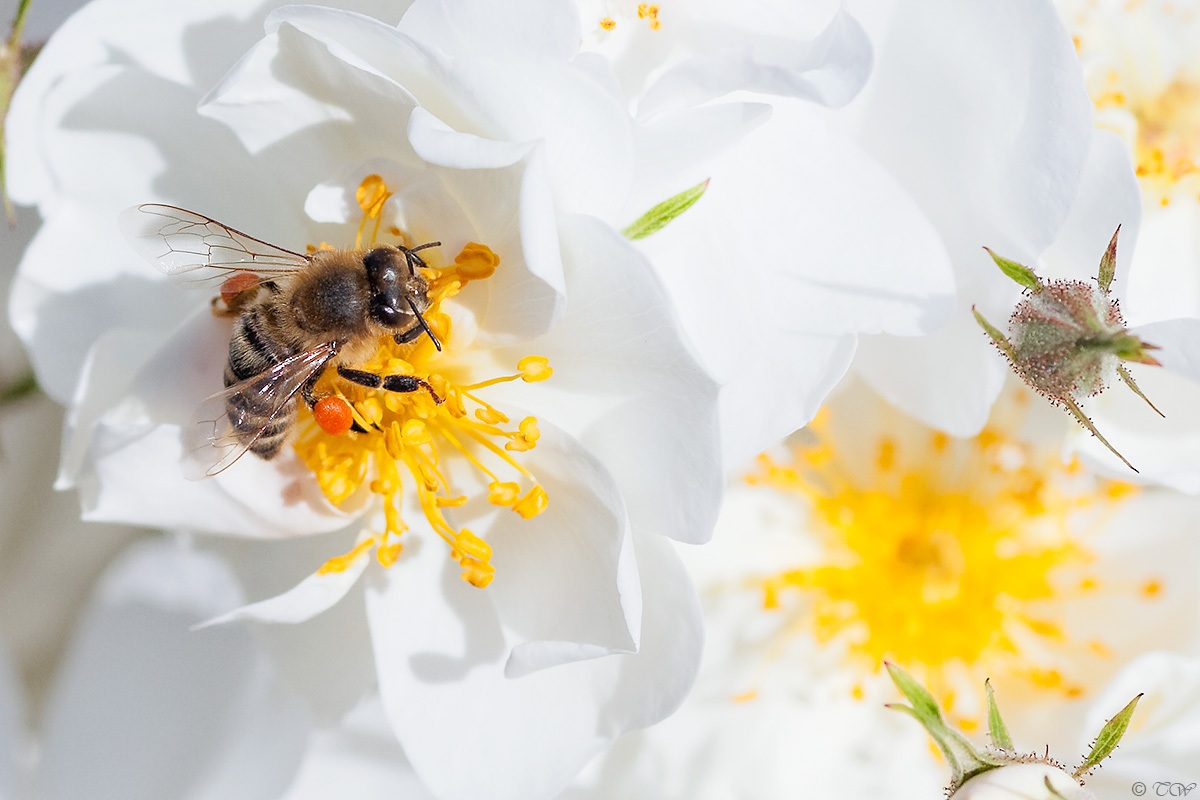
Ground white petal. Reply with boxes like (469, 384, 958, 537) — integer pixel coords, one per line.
(406, 107, 568, 339)
(1038, 131, 1142, 300)
(32, 540, 310, 800)
(850, 0, 1093, 258)
(855, 306, 1011, 437)
(367, 528, 699, 800)
(281, 698, 436, 800)
(484, 215, 724, 544)
(267, 5, 635, 219)
(0, 639, 20, 799)
(638, 5, 873, 119)
(488, 419, 641, 676)
(199, 537, 371, 627)
(399, 0, 582, 63)
(1070, 318, 1200, 489)
(208, 532, 381, 724)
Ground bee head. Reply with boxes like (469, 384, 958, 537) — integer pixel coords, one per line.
(364, 245, 441, 350)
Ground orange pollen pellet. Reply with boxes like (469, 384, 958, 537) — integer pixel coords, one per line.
(314, 396, 355, 436)
(220, 272, 260, 305)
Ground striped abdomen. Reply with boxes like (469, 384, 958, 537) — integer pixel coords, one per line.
(225, 303, 301, 459)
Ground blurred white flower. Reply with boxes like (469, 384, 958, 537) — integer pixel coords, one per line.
(562, 380, 1200, 798)
(0, 538, 311, 800)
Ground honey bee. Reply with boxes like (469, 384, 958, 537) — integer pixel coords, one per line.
(120, 204, 443, 477)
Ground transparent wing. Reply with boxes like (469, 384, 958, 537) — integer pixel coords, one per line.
(120, 203, 310, 288)
(182, 342, 339, 479)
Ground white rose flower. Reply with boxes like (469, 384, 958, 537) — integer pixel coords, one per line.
(563, 380, 1200, 797)
(0, 0, 887, 797)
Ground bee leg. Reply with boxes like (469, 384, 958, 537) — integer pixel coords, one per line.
(337, 366, 443, 404)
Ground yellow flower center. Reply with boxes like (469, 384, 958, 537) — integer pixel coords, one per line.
(750, 400, 1149, 721)
(295, 176, 552, 588)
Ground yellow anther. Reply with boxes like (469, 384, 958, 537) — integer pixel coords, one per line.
(317, 538, 375, 574)
(475, 407, 508, 424)
(600, 16, 616, 30)
(460, 562, 495, 588)
(356, 174, 392, 217)
(517, 355, 553, 382)
(402, 419, 432, 447)
(512, 485, 549, 519)
(453, 242, 500, 280)
(637, 4, 650, 18)
(377, 542, 403, 567)
(454, 529, 493, 563)
(732, 690, 758, 703)
(488, 481, 521, 506)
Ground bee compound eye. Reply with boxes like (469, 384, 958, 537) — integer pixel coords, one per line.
(370, 296, 406, 327)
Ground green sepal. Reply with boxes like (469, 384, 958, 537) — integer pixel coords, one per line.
(1097, 226, 1120, 295)
(984, 247, 1042, 291)
(1073, 693, 1142, 779)
(1118, 365, 1165, 418)
(1045, 777, 1070, 799)
(985, 679, 1013, 751)
(885, 663, 1004, 789)
(972, 307, 1018, 362)
(621, 179, 709, 240)
(0, 0, 34, 226)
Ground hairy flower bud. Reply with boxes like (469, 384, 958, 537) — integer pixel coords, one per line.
(886, 663, 1141, 799)
(973, 227, 1163, 471)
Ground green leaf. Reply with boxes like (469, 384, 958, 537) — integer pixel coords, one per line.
(621, 179, 709, 240)
(1097, 225, 1121, 295)
(1118, 365, 1165, 418)
(985, 679, 1013, 751)
(0, 371, 37, 406)
(984, 247, 1041, 291)
(885, 663, 1003, 790)
(1074, 693, 1142, 779)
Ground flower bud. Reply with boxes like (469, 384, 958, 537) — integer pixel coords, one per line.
(951, 764, 1094, 800)
(973, 227, 1163, 472)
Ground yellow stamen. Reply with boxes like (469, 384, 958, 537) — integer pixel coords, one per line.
(600, 16, 616, 31)
(294, 177, 552, 588)
(750, 394, 1140, 705)
(318, 538, 375, 574)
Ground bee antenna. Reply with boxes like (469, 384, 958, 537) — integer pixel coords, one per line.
(404, 241, 441, 272)
(407, 297, 442, 352)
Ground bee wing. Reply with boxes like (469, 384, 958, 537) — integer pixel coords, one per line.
(120, 203, 310, 288)
(182, 342, 339, 479)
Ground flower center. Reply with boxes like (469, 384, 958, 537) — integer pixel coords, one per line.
(1069, 4, 1200, 204)
(294, 176, 551, 588)
(750, 400, 1145, 722)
